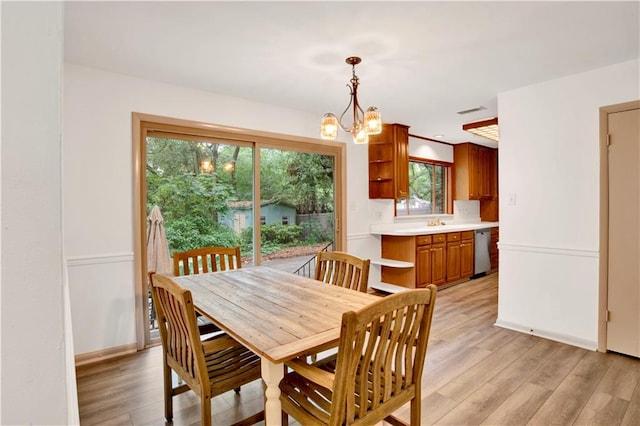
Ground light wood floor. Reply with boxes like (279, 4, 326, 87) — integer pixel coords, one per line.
(76, 273, 640, 425)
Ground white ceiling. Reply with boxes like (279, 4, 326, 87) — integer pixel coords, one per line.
(64, 1, 639, 147)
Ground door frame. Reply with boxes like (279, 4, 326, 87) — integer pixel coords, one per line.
(598, 100, 640, 352)
(132, 112, 347, 349)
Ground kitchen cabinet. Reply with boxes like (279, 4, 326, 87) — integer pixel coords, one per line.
(381, 235, 417, 288)
(416, 235, 432, 288)
(454, 143, 499, 222)
(454, 143, 496, 200)
(379, 231, 469, 289)
(446, 231, 474, 282)
(490, 227, 499, 270)
(446, 233, 462, 282)
(368, 123, 409, 199)
(431, 234, 447, 286)
(460, 231, 475, 278)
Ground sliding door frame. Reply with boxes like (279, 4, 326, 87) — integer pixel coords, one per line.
(132, 112, 347, 349)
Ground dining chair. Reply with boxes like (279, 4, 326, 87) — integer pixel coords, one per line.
(279, 285, 437, 426)
(173, 246, 242, 335)
(315, 251, 371, 293)
(149, 272, 263, 426)
(173, 245, 242, 276)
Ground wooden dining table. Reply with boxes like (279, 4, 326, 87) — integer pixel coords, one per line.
(172, 265, 380, 426)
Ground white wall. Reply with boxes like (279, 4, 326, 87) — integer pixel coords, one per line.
(1, 2, 78, 424)
(496, 59, 640, 349)
(64, 64, 377, 355)
(409, 136, 453, 163)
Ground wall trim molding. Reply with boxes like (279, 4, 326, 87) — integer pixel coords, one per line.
(347, 233, 375, 240)
(74, 343, 138, 367)
(498, 242, 598, 258)
(66, 253, 135, 267)
(495, 319, 597, 351)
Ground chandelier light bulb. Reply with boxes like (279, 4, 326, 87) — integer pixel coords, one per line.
(364, 107, 382, 135)
(320, 113, 339, 140)
(352, 123, 369, 144)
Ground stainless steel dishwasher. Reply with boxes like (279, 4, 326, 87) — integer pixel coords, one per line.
(474, 228, 491, 277)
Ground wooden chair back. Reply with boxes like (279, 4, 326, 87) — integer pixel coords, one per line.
(150, 273, 210, 396)
(280, 285, 437, 425)
(315, 251, 370, 292)
(173, 246, 241, 276)
(149, 272, 263, 426)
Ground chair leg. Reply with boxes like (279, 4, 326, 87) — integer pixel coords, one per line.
(201, 394, 212, 426)
(162, 363, 173, 421)
(410, 396, 420, 426)
(282, 410, 289, 426)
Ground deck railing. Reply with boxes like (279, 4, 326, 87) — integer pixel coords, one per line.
(293, 241, 334, 278)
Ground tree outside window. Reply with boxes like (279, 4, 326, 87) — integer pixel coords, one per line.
(396, 160, 448, 216)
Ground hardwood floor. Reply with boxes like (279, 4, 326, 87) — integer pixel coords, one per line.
(76, 273, 640, 425)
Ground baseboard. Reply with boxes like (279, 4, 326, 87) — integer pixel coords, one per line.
(75, 343, 138, 367)
(494, 318, 597, 351)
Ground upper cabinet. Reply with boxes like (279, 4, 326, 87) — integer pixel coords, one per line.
(368, 123, 409, 199)
(454, 143, 497, 201)
(454, 143, 499, 221)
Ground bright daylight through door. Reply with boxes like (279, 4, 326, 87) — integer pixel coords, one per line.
(145, 136, 336, 341)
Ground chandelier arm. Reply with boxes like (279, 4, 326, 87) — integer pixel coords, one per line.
(337, 84, 356, 132)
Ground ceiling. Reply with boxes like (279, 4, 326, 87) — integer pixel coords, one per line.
(63, 1, 639, 147)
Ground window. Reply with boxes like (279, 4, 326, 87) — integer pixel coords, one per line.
(396, 160, 450, 216)
(282, 216, 289, 225)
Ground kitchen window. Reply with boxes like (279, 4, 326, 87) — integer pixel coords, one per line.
(396, 159, 451, 216)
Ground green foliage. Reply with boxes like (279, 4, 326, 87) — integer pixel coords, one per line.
(148, 173, 231, 223)
(261, 223, 301, 244)
(239, 223, 328, 256)
(299, 219, 333, 243)
(166, 219, 239, 254)
(147, 137, 336, 256)
(239, 226, 254, 255)
(286, 153, 335, 214)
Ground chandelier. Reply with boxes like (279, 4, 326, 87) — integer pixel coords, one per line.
(320, 57, 382, 144)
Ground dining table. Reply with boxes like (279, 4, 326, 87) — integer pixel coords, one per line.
(171, 265, 380, 426)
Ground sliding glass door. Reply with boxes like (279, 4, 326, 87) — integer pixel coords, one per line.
(258, 148, 336, 273)
(136, 116, 345, 346)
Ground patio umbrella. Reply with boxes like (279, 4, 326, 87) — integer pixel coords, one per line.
(146, 206, 172, 274)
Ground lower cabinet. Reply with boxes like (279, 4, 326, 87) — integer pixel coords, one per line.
(410, 234, 446, 287)
(416, 236, 432, 288)
(380, 231, 475, 289)
(431, 235, 446, 286)
(445, 231, 474, 282)
(446, 233, 462, 282)
(461, 232, 475, 278)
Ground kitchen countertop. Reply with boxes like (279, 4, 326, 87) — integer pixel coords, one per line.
(370, 221, 499, 236)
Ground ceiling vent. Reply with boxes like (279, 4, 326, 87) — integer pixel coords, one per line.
(457, 106, 487, 115)
(463, 117, 499, 142)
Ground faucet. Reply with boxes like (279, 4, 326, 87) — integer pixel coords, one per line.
(427, 217, 442, 226)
